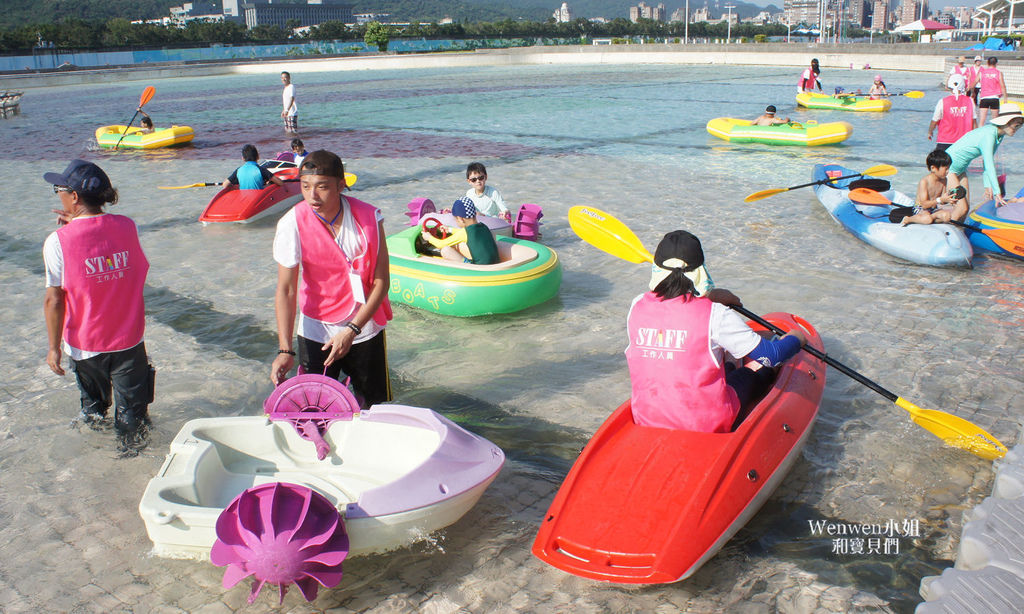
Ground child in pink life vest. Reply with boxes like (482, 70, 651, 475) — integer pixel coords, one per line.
(271, 150, 393, 408)
(625, 231, 806, 433)
(42, 160, 153, 457)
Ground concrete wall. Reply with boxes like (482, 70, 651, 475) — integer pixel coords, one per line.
(4, 43, 1023, 92)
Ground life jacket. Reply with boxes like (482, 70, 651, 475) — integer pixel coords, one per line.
(937, 94, 975, 144)
(237, 161, 265, 191)
(979, 67, 1003, 98)
(625, 293, 739, 433)
(55, 214, 148, 353)
(294, 197, 392, 326)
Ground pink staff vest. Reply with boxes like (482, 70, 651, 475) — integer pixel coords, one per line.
(978, 67, 1003, 98)
(798, 69, 819, 92)
(968, 65, 982, 88)
(56, 214, 148, 353)
(951, 64, 969, 80)
(625, 293, 739, 433)
(294, 197, 392, 326)
(937, 95, 975, 144)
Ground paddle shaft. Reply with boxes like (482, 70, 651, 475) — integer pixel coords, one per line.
(113, 109, 142, 150)
(781, 171, 875, 192)
(731, 305, 899, 403)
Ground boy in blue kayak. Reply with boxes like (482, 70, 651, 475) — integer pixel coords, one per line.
(222, 144, 285, 191)
(421, 197, 499, 265)
(899, 149, 966, 226)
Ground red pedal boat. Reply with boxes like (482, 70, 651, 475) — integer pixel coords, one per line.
(532, 312, 826, 583)
(198, 167, 302, 224)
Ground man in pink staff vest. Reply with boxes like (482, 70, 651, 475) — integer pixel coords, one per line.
(928, 74, 977, 151)
(43, 160, 153, 457)
(270, 150, 393, 408)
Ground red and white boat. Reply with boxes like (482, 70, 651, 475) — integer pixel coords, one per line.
(198, 166, 302, 225)
(532, 312, 826, 583)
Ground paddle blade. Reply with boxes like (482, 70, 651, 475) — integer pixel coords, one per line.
(139, 86, 156, 107)
(984, 227, 1024, 257)
(568, 206, 653, 264)
(344, 172, 357, 188)
(848, 188, 892, 205)
(895, 397, 1007, 460)
(860, 164, 899, 177)
(744, 188, 789, 202)
(902, 90, 924, 99)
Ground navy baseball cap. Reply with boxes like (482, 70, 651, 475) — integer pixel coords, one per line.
(452, 197, 477, 219)
(43, 159, 111, 196)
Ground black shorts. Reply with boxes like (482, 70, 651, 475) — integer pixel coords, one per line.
(979, 98, 1001, 110)
(934, 142, 952, 151)
(297, 331, 391, 408)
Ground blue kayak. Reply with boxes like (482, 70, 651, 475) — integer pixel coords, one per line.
(812, 164, 973, 268)
(964, 191, 1024, 260)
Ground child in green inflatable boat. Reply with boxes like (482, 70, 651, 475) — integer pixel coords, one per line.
(421, 198, 499, 265)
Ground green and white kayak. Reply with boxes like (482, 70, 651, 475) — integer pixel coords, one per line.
(386, 226, 562, 317)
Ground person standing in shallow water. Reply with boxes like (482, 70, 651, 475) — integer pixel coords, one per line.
(42, 160, 153, 457)
(281, 71, 298, 134)
(270, 150, 393, 409)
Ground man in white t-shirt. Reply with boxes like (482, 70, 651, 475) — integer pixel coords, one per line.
(281, 71, 298, 134)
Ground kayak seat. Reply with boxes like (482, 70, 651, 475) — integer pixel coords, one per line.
(513, 203, 543, 241)
(405, 197, 436, 227)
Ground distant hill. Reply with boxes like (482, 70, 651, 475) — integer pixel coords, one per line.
(0, 0, 780, 31)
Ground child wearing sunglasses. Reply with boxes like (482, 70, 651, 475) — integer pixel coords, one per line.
(463, 162, 511, 222)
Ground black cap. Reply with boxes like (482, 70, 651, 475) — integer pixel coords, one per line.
(654, 230, 704, 271)
(766, 105, 777, 114)
(43, 159, 111, 196)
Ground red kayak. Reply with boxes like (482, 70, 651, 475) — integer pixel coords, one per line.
(198, 167, 302, 224)
(532, 312, 826, 583)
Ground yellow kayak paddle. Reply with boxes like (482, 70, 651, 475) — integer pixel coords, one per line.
(567, 204, 1008, 461)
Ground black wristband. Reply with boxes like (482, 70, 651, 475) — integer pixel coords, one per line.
(277, 349, 295, 356)
(345, 321, 362, 335)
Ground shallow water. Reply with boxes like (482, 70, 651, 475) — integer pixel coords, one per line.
(0, 63, 1021, 613)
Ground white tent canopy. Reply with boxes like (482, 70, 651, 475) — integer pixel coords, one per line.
(894, 19, 956, 32)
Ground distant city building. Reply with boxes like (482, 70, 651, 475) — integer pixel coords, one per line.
(692, 7, 711, 22)
(553, 2, 573, 22)
(629, 2, 666, 22)
(849, 0, 872, 27)
(223, 0, 241, 18)
(785, 0, 821, 26)
(871, 0, 890, 30)
(438, 16, 454, 24)
(669, 7, 687, 22)
(900, 0, 921, 25)
(241, 0, 353, 29)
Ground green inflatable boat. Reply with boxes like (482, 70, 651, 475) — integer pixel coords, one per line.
(386, 226, 562, 317)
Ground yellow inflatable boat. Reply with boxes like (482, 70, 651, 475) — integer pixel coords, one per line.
(706, 118, 853, 146)
(95, 125, 195, 149)
(796, 92, 891, 112)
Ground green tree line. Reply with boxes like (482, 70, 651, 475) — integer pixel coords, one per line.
(0, 17, 801, 54)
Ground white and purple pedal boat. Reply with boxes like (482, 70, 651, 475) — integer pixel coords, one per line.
(138, 375, 505, 561)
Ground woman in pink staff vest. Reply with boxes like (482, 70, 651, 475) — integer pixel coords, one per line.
(928, 74, 977, 151)
(42, 160, 153, 457)
(625, 231, 806, 433)
(271, 150, 393, 408)
(970, 56, 1007, 126)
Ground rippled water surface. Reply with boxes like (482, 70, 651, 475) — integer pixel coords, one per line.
(1, 62, 1021, 613)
